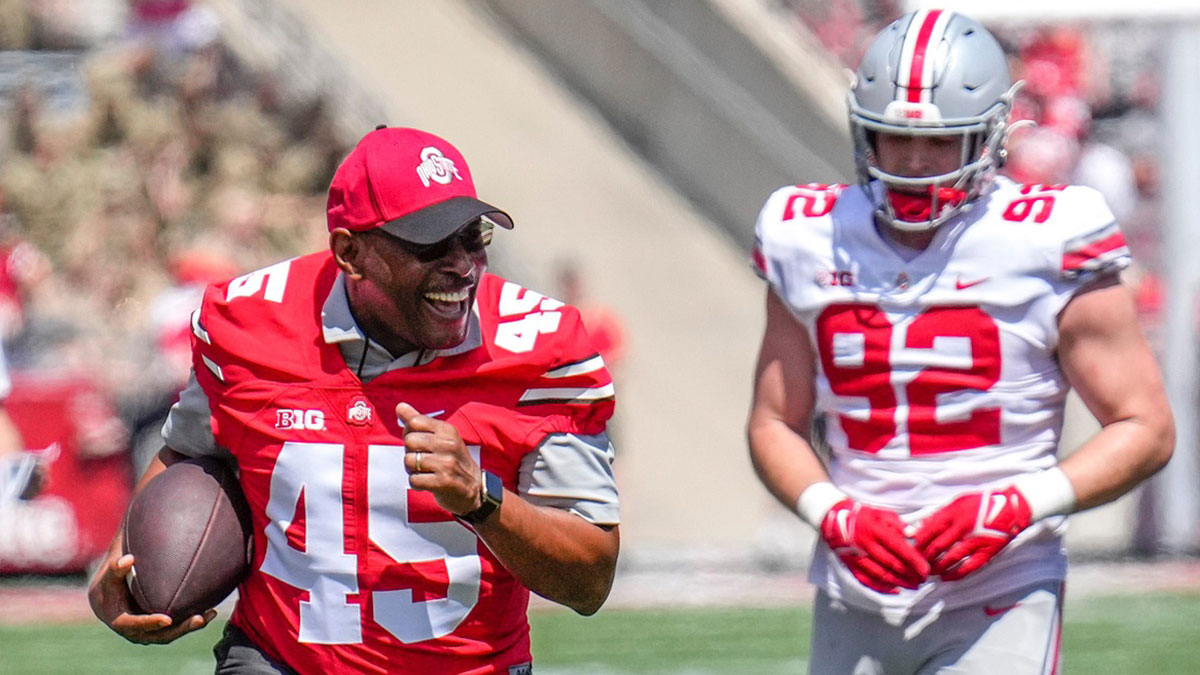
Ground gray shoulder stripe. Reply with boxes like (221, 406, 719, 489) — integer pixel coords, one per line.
(518, 383, 615, 405)
(191, 309, 211, 345)
(544, 354, 606, 379)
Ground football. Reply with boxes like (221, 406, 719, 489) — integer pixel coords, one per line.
(122, 456, 253, 622)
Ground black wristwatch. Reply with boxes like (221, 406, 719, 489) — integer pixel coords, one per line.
(458, 470, 503, 525)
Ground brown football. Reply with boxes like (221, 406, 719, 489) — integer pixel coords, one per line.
(122, 456, 252, 622)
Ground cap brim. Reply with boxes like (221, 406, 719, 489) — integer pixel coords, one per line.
(379, 196, 514, 245)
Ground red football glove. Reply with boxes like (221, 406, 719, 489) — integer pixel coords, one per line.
(913, 486, 1032, 581)
(820, 499, 929, 594)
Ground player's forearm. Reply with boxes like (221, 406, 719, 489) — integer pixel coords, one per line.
(1054, 277, 1175, 514)
(747, 415, 830, 512)
(474, 493, 618, 615)
(1058, 412, 1174, 512)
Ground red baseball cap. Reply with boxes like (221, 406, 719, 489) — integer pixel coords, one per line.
(326, 126, 514, 244)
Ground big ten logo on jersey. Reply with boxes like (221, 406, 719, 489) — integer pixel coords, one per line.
(495, 282, 564, 353)
(783, 183, 845, 220)
(816, 269, 856, 288)
(275, 408, 326, 431)
(1002, 184, 1066, 224)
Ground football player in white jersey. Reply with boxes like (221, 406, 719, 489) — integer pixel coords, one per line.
(747, 9, 1174, 673)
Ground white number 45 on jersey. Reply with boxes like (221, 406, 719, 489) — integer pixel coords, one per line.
(261, 441, 483, 645)
(495, 282, 563, 353)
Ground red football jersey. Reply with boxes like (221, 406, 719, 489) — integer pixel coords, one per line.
(190, 252, 614, 674)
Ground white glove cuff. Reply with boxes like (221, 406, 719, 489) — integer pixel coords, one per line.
(1012, 467, 1077, 522)
(796, 481, 848, 529)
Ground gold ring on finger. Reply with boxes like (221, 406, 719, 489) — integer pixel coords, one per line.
(415, 452, 423, 473)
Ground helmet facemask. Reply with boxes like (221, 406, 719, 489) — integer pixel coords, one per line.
(850, 88, 1018, 232)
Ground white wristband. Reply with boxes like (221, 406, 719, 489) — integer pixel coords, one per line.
(796, 481, 848, 529)
(1012, 467, 1077, 522)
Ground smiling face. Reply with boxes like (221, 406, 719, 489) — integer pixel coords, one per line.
(333, 220, 490, 356)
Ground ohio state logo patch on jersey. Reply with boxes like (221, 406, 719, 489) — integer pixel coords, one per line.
(347, 397, 373, 426)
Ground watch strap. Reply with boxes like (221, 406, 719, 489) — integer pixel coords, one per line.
(458, 470, 503, 524)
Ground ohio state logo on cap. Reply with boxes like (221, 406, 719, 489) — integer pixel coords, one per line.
(416, 147, 462, 187)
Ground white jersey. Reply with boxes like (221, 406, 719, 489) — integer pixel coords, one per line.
(754, 177, 1130, 616)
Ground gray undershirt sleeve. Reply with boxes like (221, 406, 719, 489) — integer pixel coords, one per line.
(518, 432, 620, 525)
(161, 372, 228, 459)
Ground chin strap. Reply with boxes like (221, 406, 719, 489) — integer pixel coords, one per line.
(886, 185, 967, 223)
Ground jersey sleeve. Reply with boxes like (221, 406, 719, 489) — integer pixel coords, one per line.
(751, 185, 803, 288)
(475, 276, 617, 443)
(997, 184, 1134, 349)
(499, 307, 619, 522)
(188, 255, 338, 401)
(511, 305, 616, 442)
(1059, 219, 1130, 282)
(518, 431, 619, 524)
(751, 183, 844, 310)
(466, 277, 619, 503)
(1043, 185, 1132, 302)
(189, 279, 256, 397)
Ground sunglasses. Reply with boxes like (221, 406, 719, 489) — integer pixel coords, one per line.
(372, 218, 495, 262)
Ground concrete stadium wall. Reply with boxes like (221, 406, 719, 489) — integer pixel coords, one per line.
(478, 0, 855, 249)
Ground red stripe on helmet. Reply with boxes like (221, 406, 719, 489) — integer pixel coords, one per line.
(907, 9, 943, 103)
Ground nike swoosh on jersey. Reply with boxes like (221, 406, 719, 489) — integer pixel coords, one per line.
(396, 409, 445, 428)
(955, 276, 989, 290)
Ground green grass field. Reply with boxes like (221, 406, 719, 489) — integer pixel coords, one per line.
(3, 592, 1199, 674)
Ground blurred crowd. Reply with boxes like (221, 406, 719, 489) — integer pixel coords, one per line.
(0, 0, 350, 472)
(778, 0, 1167, 331)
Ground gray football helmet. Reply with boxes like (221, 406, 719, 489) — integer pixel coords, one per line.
(849, 9, 1022, 231)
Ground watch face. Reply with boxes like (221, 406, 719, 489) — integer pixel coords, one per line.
(483, 470, 504, 505)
